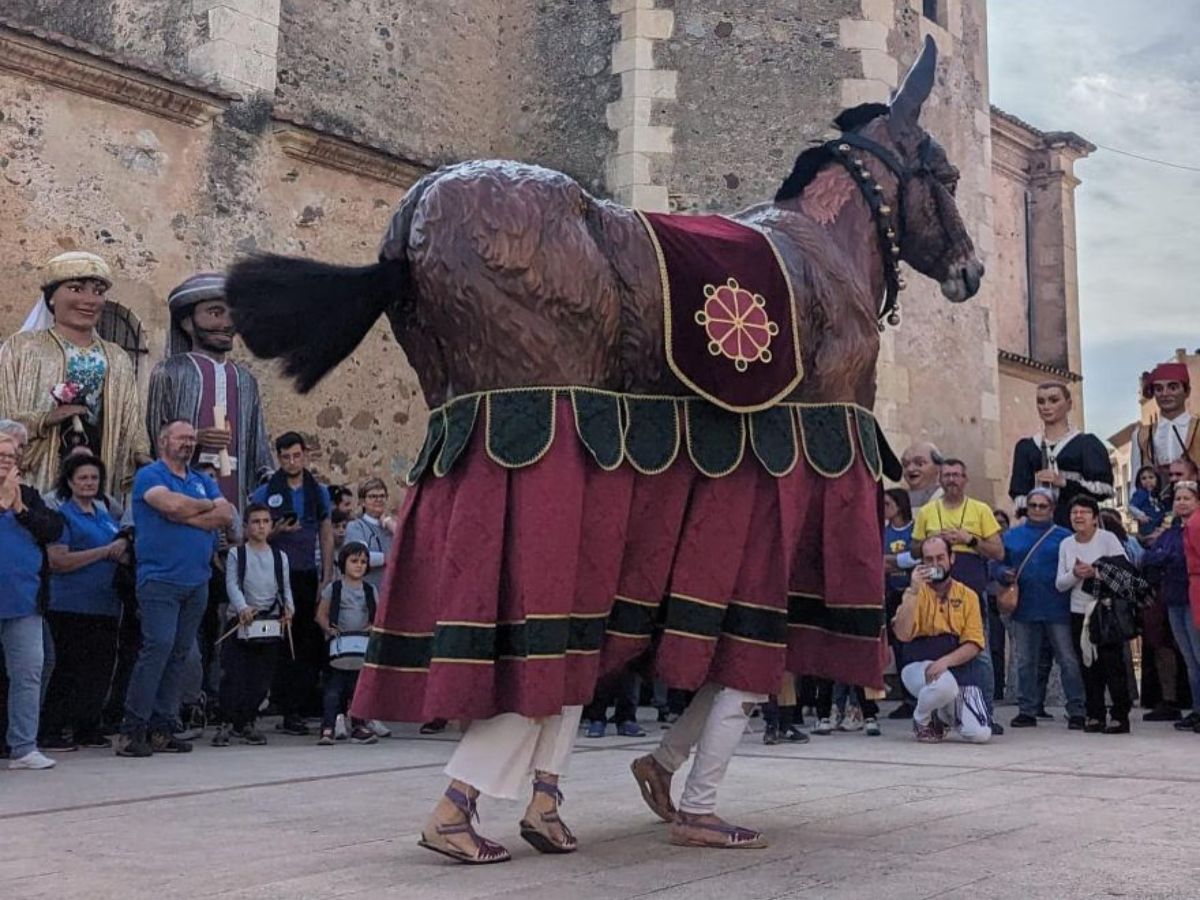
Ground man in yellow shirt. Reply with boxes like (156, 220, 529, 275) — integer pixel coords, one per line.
(893, 536, 991, 744)
(911, 457, 1004, 733)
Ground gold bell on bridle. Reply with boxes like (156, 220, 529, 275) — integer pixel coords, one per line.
(887, 309, 901, 326)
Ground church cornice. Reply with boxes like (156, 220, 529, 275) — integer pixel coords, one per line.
(271, 115, 428, 188)
(0, 16, 234, 127)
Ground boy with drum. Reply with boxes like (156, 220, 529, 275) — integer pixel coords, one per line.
(316, 542, 378, 745)
(213, 503, 294, 746)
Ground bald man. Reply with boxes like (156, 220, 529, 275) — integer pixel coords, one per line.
(902, 442, 944, 510)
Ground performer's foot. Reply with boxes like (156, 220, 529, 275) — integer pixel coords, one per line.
(418, 784, 511, 865)
(519, 774, 577, 854)
(668, 811, 768, 849)
(631, 754, 676, 823)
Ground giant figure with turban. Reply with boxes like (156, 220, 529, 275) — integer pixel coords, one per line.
(145, 272, 273, 510)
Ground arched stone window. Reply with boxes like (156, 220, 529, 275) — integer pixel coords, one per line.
(96, 301, 148, 376)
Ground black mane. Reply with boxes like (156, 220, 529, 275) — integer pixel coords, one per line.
(775, 103, 889, 201)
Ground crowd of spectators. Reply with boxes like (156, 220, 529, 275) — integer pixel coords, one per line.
(2, 251, 1199, 772)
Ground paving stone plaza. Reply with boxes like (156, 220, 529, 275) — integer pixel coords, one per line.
(5, 705, 1197, 899)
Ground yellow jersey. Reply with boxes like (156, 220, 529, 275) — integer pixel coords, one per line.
(912, 497, 1001, 555)
(904, 580, 985, 649)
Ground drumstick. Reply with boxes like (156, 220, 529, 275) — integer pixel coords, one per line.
(213, 403, 233, 477)
(286, 620, 296, 660)
(214, 620, 242, 646)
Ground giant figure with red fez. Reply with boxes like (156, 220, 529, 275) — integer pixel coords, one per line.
(226, 38, 984, 861)
(1132, 362, 1200, 480)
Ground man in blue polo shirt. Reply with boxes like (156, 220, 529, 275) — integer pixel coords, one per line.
(251, 431, 332, 735)
(116, 420, 233, 758)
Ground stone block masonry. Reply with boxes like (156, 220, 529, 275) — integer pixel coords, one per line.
(188, 0, 281, 94)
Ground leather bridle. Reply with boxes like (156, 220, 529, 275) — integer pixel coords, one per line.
(821, 131, 951, 330)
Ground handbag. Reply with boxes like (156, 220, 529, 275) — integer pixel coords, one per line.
(1088, 595, 1140, 647)
(997, 526, 1056, 615)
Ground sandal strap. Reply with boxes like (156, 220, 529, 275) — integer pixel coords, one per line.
(676, 813, 761, 843)
(444, 786, 480, 823)
(532, 778, 564, 805)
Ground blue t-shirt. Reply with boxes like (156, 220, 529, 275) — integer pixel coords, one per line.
(133, 461, 221, 588)
(883, 521, 914, 592)
(1130, 487, 1166, 537)
(1002, 521, 1072, 623)
(250, 479, 330, 572)
(50, 500, 122, 617)
(0, 509, 44, 620)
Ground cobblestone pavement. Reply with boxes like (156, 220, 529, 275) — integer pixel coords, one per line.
(3, 706, 1198, 899)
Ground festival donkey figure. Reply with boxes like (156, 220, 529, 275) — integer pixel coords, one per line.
(228, 37, 984, 858)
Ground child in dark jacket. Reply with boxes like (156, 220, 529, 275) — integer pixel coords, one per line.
(315, 541, 377, 745)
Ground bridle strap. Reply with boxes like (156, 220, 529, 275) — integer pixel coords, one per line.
(822, 135, 909, 329)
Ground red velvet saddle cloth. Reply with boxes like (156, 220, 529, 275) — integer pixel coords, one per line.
(352, 393, 887, 724)
(636, 212, 803, 413)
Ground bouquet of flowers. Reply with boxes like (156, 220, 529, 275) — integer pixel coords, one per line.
(51, 381, 88, 445)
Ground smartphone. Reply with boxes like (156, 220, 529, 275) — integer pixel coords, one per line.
(924, 565, 947, 582)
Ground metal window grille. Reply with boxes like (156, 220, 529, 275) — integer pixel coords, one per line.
(97, 301, 148, 376)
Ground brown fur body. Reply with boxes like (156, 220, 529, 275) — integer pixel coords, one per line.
(383, 157, 883, 410)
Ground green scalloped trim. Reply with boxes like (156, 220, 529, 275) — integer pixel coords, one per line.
(485, 390, 557, 468)
(749, 406, 799, 477)
(434, 395, 481, 477)
(623, 396, 681, 475)
(572, 389, 624, 471)
(798, 406, 855, 478)
(407, 387, 888, 485)
(854, 407, 881, 481)
(405, 407, 445, 485)
(685, 401, 745, 478)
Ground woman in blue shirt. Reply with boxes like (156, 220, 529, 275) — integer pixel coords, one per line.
(1001, 487, 1086, 729)
(0, 426, 64, 770)
(41, 454, 129, 751)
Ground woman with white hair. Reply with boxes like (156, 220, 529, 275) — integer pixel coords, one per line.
(0, 425, 65, 769)
(0, 251, 149, 496)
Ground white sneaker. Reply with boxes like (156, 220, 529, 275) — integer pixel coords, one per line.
(812, 717, 834, 735)
(9, 750, 56, 770)
(839, 705, 865, 732)
(366, 719, 392, 738)
(334, 714, 349, 741)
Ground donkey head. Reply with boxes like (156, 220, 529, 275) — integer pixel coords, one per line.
(776, 36, 984, 304)
(876, 35, 984, 302)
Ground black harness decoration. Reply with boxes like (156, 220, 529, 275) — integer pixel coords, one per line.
(820, 131, 947, 331)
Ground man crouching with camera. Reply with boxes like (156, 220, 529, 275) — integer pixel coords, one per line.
(892, 535, 991, 744)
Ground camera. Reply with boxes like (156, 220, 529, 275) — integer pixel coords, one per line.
(923, 565, 948, 582)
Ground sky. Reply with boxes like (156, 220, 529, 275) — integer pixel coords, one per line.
(987, 0, 1200, 441)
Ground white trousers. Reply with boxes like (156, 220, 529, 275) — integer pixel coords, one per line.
(901, 661, 990, 744)
(652, 682, 766, 815)
(443, 706, 583, 800)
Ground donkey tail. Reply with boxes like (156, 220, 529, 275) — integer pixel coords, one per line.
(225, 253, 408, 393)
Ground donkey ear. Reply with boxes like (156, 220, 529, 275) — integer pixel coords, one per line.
(890, 35, 937, 130)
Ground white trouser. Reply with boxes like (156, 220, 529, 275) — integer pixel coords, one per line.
(901, 661, 990, 744)
(652, 682, 767, 815)
(444, 705, 583, 800)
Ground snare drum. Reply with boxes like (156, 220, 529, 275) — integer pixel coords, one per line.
(237, 618, 283, 643)
(329, 631, 370, 671)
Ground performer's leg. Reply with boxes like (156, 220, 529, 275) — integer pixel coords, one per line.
(669, 685, 769, 849)
(424, 711, 568, 865)
(631, 682, 719, 822)
(519, 705, 583, 854)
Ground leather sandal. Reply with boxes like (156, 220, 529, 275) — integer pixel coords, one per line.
(630, 754, 676, 822)
(668, 811, 769, 849)
(519, 778, 577, 854)
(418, 787, 511, 864)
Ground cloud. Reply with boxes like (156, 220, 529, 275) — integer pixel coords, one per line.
(989, 0, 1200, 441)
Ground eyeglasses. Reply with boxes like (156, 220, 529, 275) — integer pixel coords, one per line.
(364, 492, 388, 500)
(1026, 502, 1052, 510)
(0, 452, 18, 463)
